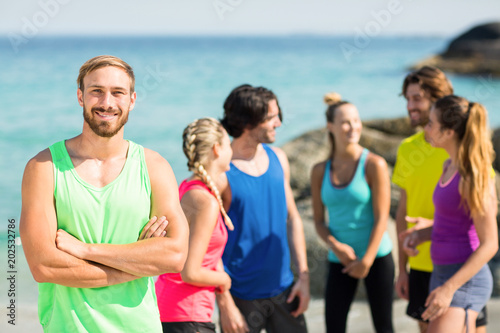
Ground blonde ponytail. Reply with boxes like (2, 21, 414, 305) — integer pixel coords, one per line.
(457, 102, 494, 217)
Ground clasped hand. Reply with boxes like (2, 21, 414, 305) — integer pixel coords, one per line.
(56, 216, 170, 257)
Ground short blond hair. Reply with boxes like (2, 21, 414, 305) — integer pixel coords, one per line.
(77, 55, 135, 92)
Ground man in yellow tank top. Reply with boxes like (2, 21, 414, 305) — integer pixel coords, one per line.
(20, 55, 189, 332)
(393, 66, 488, 333)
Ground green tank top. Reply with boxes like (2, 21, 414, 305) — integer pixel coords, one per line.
(39, 140, 161, 332)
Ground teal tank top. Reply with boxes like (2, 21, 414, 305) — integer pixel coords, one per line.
(40, 140, 161, 332)
(321, 149, 392, 263)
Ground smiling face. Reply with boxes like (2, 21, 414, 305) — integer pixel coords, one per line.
(78, 66, 136, 138)
(424, 106, 448, 148)
(327, 103, 362, 147)
(405, 83, 433, 128)
(248, 99, 282, 144)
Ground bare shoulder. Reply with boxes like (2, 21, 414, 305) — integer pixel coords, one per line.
(182, 188, 219, 212)
(312, 160, 328, 173)
(181, 188, 220, 226)
(29, 147, 53, 164)
(365, 152, 388, 172)
(24, 148, 53, 178)
(143, 148, 181, 203)
(270, 146, 289, 167)
(311, 160, 328, 180)
(21, 148, 56, 229)
(144, 147, 168, 165)
(143, 148, 173, 175)
(311, 161, 328, 196)
(270, 145, 287, 157)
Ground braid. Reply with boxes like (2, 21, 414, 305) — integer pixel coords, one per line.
(193, 163, 234, 230)
(182, 117, 234, 230)
(183, 127, 198, 171)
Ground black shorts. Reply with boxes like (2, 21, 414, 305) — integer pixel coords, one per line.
(161, 321, 215, 333)
(226, 284, 307, 333)
(407, 269, 431, 321)
(407, 269, 488, 326)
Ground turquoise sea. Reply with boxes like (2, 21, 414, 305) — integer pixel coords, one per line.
(1, 36, 500, 326)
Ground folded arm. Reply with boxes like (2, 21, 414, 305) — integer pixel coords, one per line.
(20, 150, 139, 288)
(56, 149, 190, 277)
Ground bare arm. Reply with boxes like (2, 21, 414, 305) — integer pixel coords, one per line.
(311, 162, 330, 244)
(343, 154, 390, 279)
(422, 181, 498, 321)
(56, 149, 189, 276)
(19, 150, 139, 288)
(274, 147, 310, 316)
(180, 189, 231, 291)
(394, 188, 411, 299)
(310, 162, 357, 266)
(216, 174, 249, 332)
(216, 290, 249, 333)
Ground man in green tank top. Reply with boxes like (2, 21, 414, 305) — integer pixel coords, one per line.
(20, 55, 189, 333)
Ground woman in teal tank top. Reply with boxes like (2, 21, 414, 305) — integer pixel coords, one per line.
(310, 92, 394, 333)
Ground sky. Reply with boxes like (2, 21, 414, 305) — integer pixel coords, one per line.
(1, 0, 500, 38)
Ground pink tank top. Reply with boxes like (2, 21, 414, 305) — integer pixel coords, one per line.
(155, 179, 228, 322)
(431, 167, 480, 265)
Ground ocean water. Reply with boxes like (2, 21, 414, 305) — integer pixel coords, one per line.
(1, 36, 500, 315)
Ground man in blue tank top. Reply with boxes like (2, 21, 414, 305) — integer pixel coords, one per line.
(217, 84, 310, 333)
(19, 55, 189, 332)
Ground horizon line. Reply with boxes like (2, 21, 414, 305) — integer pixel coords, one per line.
(0, 32, 453, 39)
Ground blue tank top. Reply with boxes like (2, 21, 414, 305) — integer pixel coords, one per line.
(223, 144, 294, 300)
(321, 149, 392, 263)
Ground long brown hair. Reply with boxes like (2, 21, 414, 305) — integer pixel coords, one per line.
(324, 92, 350, 160)
(435, 95, 494, 216)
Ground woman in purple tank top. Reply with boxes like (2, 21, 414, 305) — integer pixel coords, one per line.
(403, 95, 498, 333)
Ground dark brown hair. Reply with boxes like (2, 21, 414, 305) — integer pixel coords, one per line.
(221, 84, 282, 138)
(402, 66, 453, 102)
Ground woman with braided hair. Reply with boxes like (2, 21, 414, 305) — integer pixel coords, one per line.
(156, 117, 234, 333)
(403, 95, 498, 333)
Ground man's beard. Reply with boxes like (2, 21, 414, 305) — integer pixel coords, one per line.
(409, 110, 429, 128)
(83, 106, 129, 138)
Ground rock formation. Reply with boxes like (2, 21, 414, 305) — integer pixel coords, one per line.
(411, 22, 500, 75)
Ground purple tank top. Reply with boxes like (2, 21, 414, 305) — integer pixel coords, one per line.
(431, 168, 480, 265)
